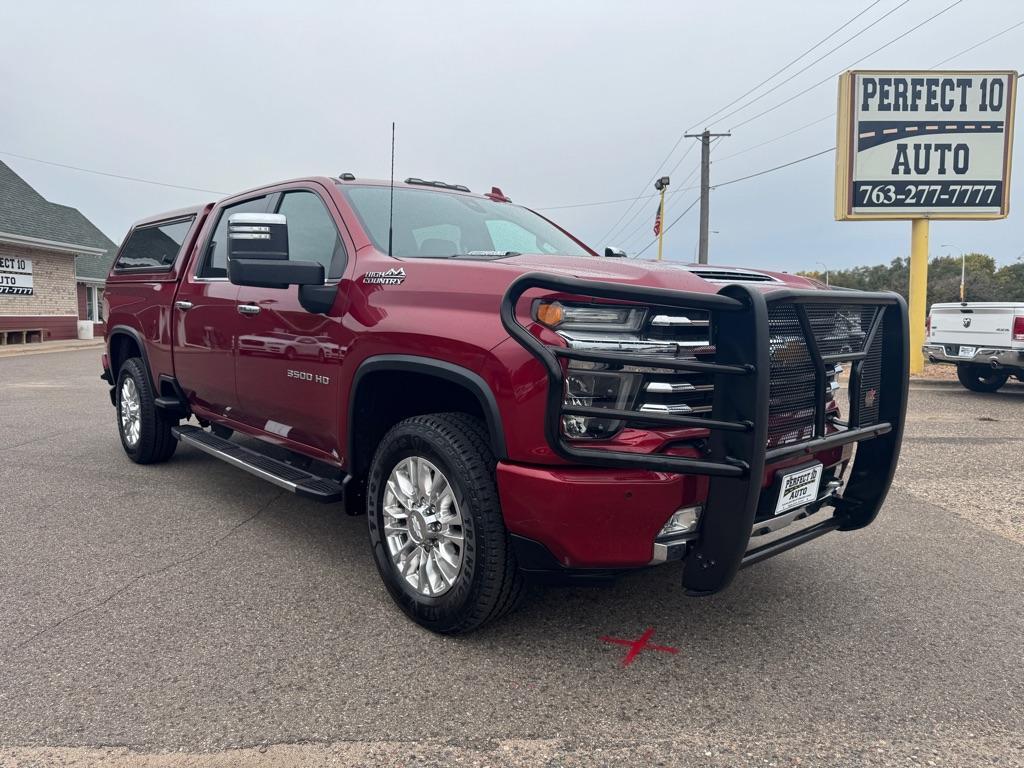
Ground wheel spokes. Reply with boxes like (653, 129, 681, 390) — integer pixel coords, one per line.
(383, 455, 465, 597)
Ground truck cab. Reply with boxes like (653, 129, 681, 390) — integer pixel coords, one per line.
(101, 174, 909, 634)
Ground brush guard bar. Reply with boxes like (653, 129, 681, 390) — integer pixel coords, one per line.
(500, 273, 909, 595)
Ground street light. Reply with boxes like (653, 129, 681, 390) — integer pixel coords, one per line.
(941, 243, 966, 303)
(815, 261, 829, 286)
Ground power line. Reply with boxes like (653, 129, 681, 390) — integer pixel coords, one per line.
(730, 0, 965, 130)
(592, 133, 690, 245)
(614, 140, 716, 249)
(635, 197, 701, 256)
(536, 194, 658, 212)
(715, 113, 835, 162)
(540, 1, 963, 215)
(930, 18, 1024, 67)
(687, 0, 888, 131)
(602, 141, 700, 244)
(0, 149, 227, 195)
(708, 0, 912, 130)
(549, 9, 1014, 241)
(617, 164, 702, 249)
(632, 148, 834, 258)
(712, 147, 835, 189)
(714, 17, 1024, 164)
(598, 1, 897, 244)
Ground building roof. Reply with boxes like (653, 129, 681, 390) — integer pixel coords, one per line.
(0, 160, 119, 281)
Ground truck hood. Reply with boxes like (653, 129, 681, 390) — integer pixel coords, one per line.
(480, 253, 824, 293)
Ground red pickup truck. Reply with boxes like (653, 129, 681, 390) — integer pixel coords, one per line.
(101, 174, 908, 634)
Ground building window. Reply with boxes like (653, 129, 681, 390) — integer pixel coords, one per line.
(85, 286, 103, 322)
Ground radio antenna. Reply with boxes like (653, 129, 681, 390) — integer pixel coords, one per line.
(388, 121, 395, 258)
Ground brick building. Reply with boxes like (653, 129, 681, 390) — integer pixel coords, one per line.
(0, 161, 119, 342)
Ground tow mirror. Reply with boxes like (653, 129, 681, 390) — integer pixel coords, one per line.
(226, 212, 334, 313)
(605, 246, 627, 258)
(227, 213, 289, 260)
(227, 212, 325, 290)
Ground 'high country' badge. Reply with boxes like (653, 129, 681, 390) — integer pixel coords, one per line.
(362, 268, 406, 285)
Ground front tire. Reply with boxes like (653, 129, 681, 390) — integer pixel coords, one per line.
(116, 357, 178, 464)
(367, 413, 523, 634)
(956, 363, 1009, 393)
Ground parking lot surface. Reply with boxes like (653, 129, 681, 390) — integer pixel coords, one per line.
(1, 350, 1023, 767)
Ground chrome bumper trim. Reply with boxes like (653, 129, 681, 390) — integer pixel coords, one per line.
(923, 344, 1024, 369)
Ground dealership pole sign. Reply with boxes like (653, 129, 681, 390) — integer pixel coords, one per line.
(0, 256, 33, 295)
(836, 70, 1017, 219)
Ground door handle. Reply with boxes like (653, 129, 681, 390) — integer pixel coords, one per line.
(174, 300, 193, 311)
(237, 304, 261, 316)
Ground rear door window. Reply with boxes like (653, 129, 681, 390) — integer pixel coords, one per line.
(114, 217, 195, 271)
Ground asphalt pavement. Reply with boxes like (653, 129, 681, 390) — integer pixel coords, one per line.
(1, 349, 1022, 767)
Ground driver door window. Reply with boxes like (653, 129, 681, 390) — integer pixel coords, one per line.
(275, 191, 347, 278)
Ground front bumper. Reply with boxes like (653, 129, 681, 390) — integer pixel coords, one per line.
(501, 273, 908, 595)
(497, 449, 847, 570)
(923, 343, 1024, 370)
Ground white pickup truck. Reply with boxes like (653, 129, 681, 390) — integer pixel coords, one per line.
(924, 302, 1024, 392)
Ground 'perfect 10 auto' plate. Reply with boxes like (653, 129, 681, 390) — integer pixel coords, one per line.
(774, 463, 823, 516)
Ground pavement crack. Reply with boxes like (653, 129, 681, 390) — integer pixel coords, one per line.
(0, 430, 71, 452)
(6, 490, 284, 656)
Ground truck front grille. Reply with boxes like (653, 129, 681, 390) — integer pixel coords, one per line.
(767, 302, 884, 447)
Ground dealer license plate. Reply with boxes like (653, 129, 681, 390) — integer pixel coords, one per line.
(774, 463, 823, 516)
(958, 346, 976, 358)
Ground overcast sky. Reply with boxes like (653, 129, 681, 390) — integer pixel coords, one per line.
(2, 0, 1022, 272)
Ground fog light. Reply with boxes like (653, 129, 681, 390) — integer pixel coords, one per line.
(658, 505, 702, 537)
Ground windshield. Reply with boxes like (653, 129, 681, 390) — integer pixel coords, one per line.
(340, 185, 592, 259)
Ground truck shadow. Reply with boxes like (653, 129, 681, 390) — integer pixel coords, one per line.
(169, 437, 911, 661)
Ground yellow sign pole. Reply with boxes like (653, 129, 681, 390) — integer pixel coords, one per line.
(656, 186, 667, 261)
(908, 218, 929, 374)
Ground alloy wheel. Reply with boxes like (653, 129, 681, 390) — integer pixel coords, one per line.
(382, 456, 465, 596)
(119, 377, 141, 447)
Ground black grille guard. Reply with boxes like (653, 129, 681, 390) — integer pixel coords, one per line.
(500, 272, 909, 595)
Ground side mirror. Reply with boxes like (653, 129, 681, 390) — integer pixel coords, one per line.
(605, 246, 627, 258)
(226, 213, 325, 290)
(227, 213, 289, 261)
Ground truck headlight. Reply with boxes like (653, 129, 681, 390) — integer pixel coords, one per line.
(562, 369, 639, 439)
(535, 300, 646, 332)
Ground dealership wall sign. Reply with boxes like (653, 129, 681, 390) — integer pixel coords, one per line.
(0, 256, 33, 295)
(836, 70, 1017, 220)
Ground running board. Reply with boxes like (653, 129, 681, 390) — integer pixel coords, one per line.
(171, 425, 345, 502)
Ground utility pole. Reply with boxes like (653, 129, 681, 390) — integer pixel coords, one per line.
(684, 129, 730, 264)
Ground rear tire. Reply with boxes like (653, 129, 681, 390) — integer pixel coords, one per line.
(956, 363, 1009, 393)
(116, 357, 178, 464)
(366, 413, 523, 634)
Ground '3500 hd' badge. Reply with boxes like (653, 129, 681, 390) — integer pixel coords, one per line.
(362, 267, 406, 285)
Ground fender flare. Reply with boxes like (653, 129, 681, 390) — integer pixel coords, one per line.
(347, 355, 508, 472)
(106, 325, 156, 389)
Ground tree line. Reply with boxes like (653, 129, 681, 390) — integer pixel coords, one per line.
(798, 253, 1024, 303)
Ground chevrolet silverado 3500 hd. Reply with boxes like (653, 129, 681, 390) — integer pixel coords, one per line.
(100, 174, 908, 633)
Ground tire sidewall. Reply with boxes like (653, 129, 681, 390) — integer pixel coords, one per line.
(115, 362, 147, 460)
(367, 427, 483, 630)
(958, 363, 1008, 392)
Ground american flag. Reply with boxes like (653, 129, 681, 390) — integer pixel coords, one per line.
(653, 199, 663, 236)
